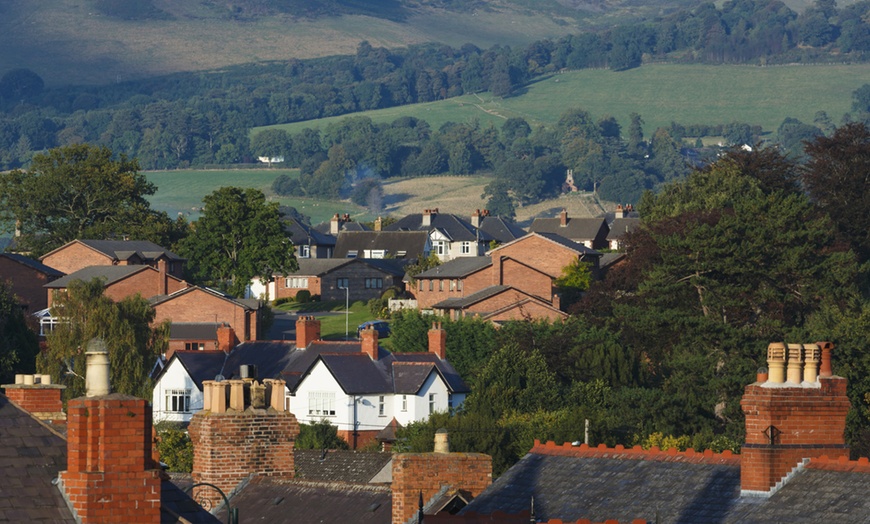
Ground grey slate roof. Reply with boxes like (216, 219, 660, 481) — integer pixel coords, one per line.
(313, 221, 371, 234)
(284, 219, 336, 247)
(0, 253, 64, 276)
(533, 231, 601, 255)
(461, 446, 870, 523)
(73, 239, 184, 262)
(294, 450, 392, 484)
(333, 231, 430, 259)
(385, 213, 495, 242)
(44, 265, 148, 288)
(289, 258, 407, 278)
(167, 351, 228, 390)
(169, 322, 221, 340)
(432, 285, 511, 309)
(606, 217, 641, 240)
(529, 216, 607, 241)
(393, 362, 436, 394)
(415, 257, 492, 279)
(214, 477, 390, 524)
(477, 216, 527, 244)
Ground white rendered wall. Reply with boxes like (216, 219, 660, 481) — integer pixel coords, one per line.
(152, 359, 203, 424)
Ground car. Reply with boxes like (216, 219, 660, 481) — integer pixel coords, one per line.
(358, 320, 391, 338)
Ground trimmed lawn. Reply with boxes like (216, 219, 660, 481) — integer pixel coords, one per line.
(276, 300, 387, 342)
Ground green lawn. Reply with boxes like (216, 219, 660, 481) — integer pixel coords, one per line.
(276, 300, 384, 342)
(255, 63, 870, 137)
(144, 168, 367, 225)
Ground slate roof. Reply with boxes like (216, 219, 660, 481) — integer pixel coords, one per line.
(0, 394, 218, 523)
(393, 362, 437, 394)
(284, 219, 336, 247)
(313, 220, 371, 234)
(288, 258, 407, 278)
(432, 285, 511, 309)
(44, 265, 149, 288)
(385, 213, 495, 242)
(415, 257, 492, 279)
(477, 216, 527, 244)
(165, 351, 228, 390)
(41, 239, 184, 263)
(461, 443, 870, 523)
(599, 252, 627, 270)
(529, 216, 607, 241)
(333, 231, 430, 259)
(213, 477, 390, 524)
(606, 218, 641, 241)
(0, 253, 64, 277)
(169, 322, 221, 340)
(294, 450, 392, 484)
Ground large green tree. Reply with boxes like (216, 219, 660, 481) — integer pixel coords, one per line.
(179, 187, 297, 297)
(0, 281, 40, 384)
(38, 278, 168, 399)
(0, 143, 181, 256)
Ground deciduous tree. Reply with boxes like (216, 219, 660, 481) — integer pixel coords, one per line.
(0, 281, 39, 384)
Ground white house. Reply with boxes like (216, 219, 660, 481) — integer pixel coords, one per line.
(150, 318, 469, 449)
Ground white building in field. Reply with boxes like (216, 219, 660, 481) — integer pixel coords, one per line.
(151, 317, 468, 449)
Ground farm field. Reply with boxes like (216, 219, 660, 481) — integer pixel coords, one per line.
(256, 63, 870, 138)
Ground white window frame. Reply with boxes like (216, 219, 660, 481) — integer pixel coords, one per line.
(461, 241, 471, 254)
(402, 394, 408, 412)
(365, 278, 383, 289)
(429, 393, 435, 414)
(433, 241, 446, 256)
(309, 391, 336, 417)
(285, 277, 309, 288)
(165, 389, 191, 413)
(299, 245, 311, 258)
(378, 395, 385, 416)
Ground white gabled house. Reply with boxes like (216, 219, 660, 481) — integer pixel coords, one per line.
(151, 317, 469, 449)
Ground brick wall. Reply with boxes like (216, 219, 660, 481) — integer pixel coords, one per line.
(60, 395, 161, 523)
(336, 429, 380, 450)
(152, 289, 253, 342)
(740, 375, 850, 493)
(392, 451, 492, 524)
(188, 393, 299, 510)
(481, 299, 566, 322)
(103, 268, 186, 302)
(492, 235, 580, 282)
(274, 276, 322, 301)
(0, 256, 58, 312)
(414, 267, 491, 310)
(321, 264, 399, 302)
(3, 379, 66, 424)
(41, 243, 112, 275)
(498, 259, 554, 302)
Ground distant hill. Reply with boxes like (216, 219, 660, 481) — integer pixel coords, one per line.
(0, 0, 817, 86)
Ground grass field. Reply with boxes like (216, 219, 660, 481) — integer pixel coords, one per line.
(144, 168, 365, 225)
(256, 63, 870, 137)
(276, 300, 378, 341)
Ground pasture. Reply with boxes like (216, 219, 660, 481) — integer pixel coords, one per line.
(255, 63, 870, 138)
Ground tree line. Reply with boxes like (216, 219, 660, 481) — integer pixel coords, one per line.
(1, 0, 869, 170)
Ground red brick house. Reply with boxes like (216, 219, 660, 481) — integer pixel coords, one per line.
(151, 286, 261, 345)
(44, 265, 187, 308)
(40, 239, 186, 278)
(253, 258, 407, 303)
(0, 253, 63, 312)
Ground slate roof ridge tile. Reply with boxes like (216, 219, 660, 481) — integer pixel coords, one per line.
(807, 455, 870, 472)
(530, 440, 741, 466)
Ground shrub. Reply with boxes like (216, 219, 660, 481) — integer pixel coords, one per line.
(155, 421, 193, 472)
(296, 420, 350, 450)
(274, 297, 294, 306)
(295, 290, 312, 303)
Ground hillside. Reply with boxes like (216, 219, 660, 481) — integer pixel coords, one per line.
(0, 0, 832, 86)
(255, 63, 869, 136)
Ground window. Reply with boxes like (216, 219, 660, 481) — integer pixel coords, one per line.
(309, 391, 336, 417)
(185, 342, 205, 351)
(370, 249, 385, 259)
(418, 280, 423, 291)
(365, 278, 383, 289)
(299, 245, 311, 258)
(165, 389, 191, 413)
(439, 279, 444, 291)
(285, 277, 308, 288)
(39, 316, 64, 336)
(429, 393, 436, 414)
(378, 395, 385, 416)
(429, 280, 433, 291)
(458, 280, 463, 291)
(347, 250, 358, 258)
(461, 242, 471, 254)
(396, 250, 407, 259)
(402, 395, 407, 412)
(336, 278, 349, 289)
(433, 241, 446, 256)
(450, 279, 457, 291)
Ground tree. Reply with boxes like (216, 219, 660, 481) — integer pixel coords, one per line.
(296, 420, 350, 450)
(0, 281, 39, 384)
(179, 187, 298, 297)
(0, 144, 177, 256)
(554, 258, 593, 308)
(38, 278, 168, 400)
(0, 68, 44, 100)
(801, 123, 870, 262)
(250, 129, 290, 164)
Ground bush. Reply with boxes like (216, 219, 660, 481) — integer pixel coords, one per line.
(155, 422, 193, 472)
(274, 297, 294, 306)
(296, 420, 350, 450)
(295, 290, 312, 303)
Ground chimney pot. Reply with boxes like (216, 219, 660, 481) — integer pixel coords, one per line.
(756, 367, 769, 383)
(803, 344, 821, 383)
(434, 428, 449, 453)
(85, 338, 111, 397)
(767, 342, 786, 383)
(786, 343, 803, 384)
(818, 341, 834, 377)
(23, 374, 34, 385)
(14, 374, 23, 384)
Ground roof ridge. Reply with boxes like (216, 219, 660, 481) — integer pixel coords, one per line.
(531, 440, 740, 466)
(807, 455, 870, 472)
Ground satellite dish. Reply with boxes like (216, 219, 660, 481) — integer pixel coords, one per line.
(214, 374, 225, 382)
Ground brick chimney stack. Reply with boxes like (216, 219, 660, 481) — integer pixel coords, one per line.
(559, 208, 568, 227)
(428, 322, 447, 359)
(361, 327, 379, 359)
(59, 339, 162, 523)
(375, 216, 383, 231)
(422, 208, 434, 227)
(217, 324, 237, 352)
(296, 315, 321, 349)
(392, 431, 492, 524)
(471, 209, 481, 228)
(157, 258, 169, 296)
(330, 213, 341, 235)
(189, 378, 299, 510)
(740, 341, 850, 497)
(2, 374, 66, 424)
(615, 204, 626, 219)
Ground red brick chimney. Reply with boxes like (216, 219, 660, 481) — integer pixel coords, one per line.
(559, 208, 568, 227)
(3, 374, 66, 424)
(157, 258, 168, 296)
(361, 327, 379, 359)
(217, 324, 237, 352)
(189, 377, 299, 510)
(428, 322, 446, 359)
(392, 430, 492, 524)
(615, 204, 626, 219)
(60, 341, 162, 523)
(740, 341, 850, 496)
(296, 315, 321, 348)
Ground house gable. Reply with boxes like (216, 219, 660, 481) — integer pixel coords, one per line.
(40, 240, 115, 274)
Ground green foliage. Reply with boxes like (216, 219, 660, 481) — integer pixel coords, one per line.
(405, 252, 442, 285)
(389, 309, 433, 353)
(0, 281, 39, 384)
(295, 290, 312, 303)
(296, 420, 350, 450)
(154, 422, 193, 472)
(38, 278, 168, 400)
(554, 258, 592, 308)
(179, 186, 298, 297)
(0, 144, 179, 256)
